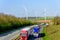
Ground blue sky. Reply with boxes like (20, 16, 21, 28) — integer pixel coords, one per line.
(0, 0, 60, 17)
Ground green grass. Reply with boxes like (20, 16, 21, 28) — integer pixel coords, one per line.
(12, 36, 19, 40)
(43, 25, 60, 40)
(15, 36, 19, 40)
(43, 26, 50, 40)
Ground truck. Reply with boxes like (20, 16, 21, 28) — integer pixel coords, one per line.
(20, 27, 33, 40)
(33, 25, 40, 37)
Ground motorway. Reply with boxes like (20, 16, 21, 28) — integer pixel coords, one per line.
(0, 26, 31, 40)
(0, 25, 44, 40)
(0, 28, 21, 40)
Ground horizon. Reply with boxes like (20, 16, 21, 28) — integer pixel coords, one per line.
(0, 0, 60, 17)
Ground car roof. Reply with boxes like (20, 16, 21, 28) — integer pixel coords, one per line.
(21, 27, 31, 31)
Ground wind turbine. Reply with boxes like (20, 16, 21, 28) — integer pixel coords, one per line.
(35, 11, 37, 20)
(24, 6, 28, 20)
(44, 8, 46, 22)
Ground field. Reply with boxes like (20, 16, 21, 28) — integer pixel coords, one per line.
(28, 17, 54, 20)
(43, 25, 60, 40)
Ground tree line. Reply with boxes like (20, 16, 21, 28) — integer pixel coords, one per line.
(0, 13, 34, 33)
(53, 16, 60, 25)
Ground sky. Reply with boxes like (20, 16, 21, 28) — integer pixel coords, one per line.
(0, 0, 60, 17)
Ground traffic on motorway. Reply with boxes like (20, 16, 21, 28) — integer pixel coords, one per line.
(19, 24, 45, 40)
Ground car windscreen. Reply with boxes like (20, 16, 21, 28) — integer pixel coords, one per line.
(21, 33, 27, 36)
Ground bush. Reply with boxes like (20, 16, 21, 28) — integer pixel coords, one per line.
(53, 16, 60, 25)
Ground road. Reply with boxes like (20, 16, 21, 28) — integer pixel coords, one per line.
(0, 26, 33, 40)
(0, 28, 21, 40)
(0, 25, 44, 40)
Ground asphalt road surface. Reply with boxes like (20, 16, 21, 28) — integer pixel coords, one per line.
(0, 28, 21, 40)
(0, 25, 44, 40)
(0, 26, 33, 40)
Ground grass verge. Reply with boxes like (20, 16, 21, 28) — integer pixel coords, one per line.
(43, 26, 50, 40)
(43, 25, 60, 40)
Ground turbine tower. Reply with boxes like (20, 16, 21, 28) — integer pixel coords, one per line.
(35, 11, 37, 20)
(44, 8, 46, 22)
(24, 6, 28, 20)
